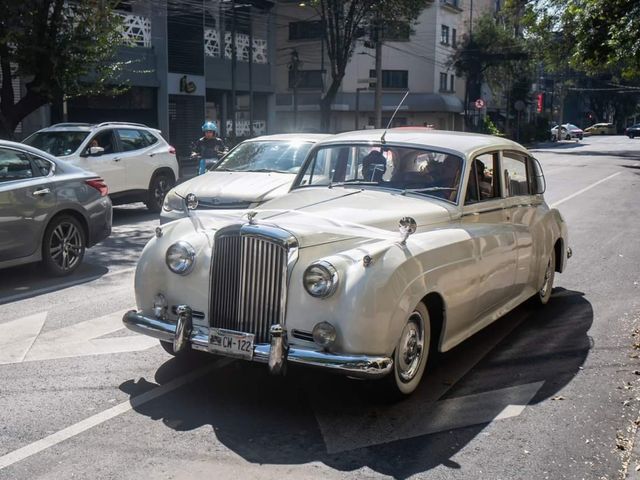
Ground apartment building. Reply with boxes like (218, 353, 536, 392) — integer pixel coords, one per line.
(21, 0, 277, 161)
(274, 0, 473, 133)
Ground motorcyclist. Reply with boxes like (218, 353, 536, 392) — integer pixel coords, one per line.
(191, 121, 226, 174)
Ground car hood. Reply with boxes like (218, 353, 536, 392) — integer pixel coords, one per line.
(188, 187, 454, 248)
(173, 171, 296, 206)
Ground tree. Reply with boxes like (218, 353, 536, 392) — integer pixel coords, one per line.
(451, 12, 530, 131)
(312, 0, 428, 131)
(0, 0, 123, 139)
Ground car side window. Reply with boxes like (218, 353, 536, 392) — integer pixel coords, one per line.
(502, 152, 530, 197)
(87, 129, 117, 155)
(117, 129, 148, 152)
(465, 152, 499, 204)
(140, 130, 158, 146)
(0, 148, 34, 182)
(30, 155, 53, 177)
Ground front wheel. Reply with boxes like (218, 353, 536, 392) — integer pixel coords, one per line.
(146, 173, 174, 213)
(159, 340, 192, 356)
(381, 302, 431, 398)
(42, 215, 85, 276)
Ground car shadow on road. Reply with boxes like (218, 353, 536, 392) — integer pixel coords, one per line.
(119, 288, 592, 479)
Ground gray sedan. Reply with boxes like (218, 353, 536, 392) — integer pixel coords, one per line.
(0, 140, 112, 276)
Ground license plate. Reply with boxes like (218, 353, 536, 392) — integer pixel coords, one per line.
(208, 328, 254, 360)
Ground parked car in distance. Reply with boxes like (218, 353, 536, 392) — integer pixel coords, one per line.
(123, 128, 570, 397)
(584, 123, 616, 135)
(23, 122, 179, 212)
(160, 134, 330, 224)
(625, 124, 640, 139)
(0, 141, 112, 275)
(551, 123, 584, 141)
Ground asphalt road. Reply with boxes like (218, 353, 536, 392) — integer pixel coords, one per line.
(1, 135, 639, 480)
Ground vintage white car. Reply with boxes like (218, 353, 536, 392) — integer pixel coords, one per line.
(123, 129, 570, 397)
(161, 134, 329, 223)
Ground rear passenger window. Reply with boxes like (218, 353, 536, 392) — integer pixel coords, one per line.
(502, 152, 530, 197)
(117, 129, 148, 152)
(465, 152, 500, 204)
(141, 130, 158, 146)
(30, 155, 53, 176)
(0, 149, 33, 182)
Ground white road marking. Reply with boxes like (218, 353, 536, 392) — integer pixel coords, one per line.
(0, 267, 135, 305)
(316, 381, 544, 454)
(0, 360, 231, 471)
(550, 172, 621, 207)
(0, 312, 47, 364)
(0, 310, 157, 365)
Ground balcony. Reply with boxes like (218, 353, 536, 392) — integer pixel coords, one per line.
(204, 28, 268, 64)
(118, 13, 151, 48)
(440, 0, 463, 12)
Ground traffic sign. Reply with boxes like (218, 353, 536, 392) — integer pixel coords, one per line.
(475, 98, 485, 109)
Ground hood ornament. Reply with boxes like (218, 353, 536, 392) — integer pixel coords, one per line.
(246, 211, 258, 225)
(398, 216, 417, 245)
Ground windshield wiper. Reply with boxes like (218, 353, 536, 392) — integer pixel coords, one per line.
(404, 187, 456, 193)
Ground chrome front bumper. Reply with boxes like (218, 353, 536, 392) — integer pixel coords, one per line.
(122, 309, 393, 379)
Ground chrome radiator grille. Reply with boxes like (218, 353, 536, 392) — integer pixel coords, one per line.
(209, 229, 289, 343)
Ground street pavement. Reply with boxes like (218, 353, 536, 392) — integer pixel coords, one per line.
(0, 135, 639, 479)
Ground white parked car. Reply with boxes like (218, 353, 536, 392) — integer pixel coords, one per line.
(123, 129, 570, 397)
(23, 122, 179, 212)
(550, 123, 584, 142)
(161, 134, 329, 223)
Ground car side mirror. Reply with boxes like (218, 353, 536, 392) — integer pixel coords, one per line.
(89, 146, 105, 156)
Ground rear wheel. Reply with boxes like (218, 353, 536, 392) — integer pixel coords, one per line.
(146, 173, 174, 213)
(42, 215, 85, 276)
(381, 302, 431, 399)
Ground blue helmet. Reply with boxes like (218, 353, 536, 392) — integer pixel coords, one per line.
(202, 121, 218, 133)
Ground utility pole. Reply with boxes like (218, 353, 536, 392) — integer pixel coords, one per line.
(230, 0, 237, 139)
(248, 4, 254, 137)
(290, 50, 301, 129)
(374, 16, 383, 129)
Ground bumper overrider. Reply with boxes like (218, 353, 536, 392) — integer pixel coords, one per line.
(122, 306, 393, 379)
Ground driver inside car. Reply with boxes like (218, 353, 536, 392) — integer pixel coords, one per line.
(361, 150, 387, 182)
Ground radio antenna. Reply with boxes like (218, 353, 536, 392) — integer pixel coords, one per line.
(381, 91, 410, 144)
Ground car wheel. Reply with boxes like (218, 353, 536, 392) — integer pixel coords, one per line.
(565, 134, 571, 140)
(382, 302, 431, 398)
(146, 173, 174, 213)
(536, 248, 556, 306)
(42, 215, 85, 276)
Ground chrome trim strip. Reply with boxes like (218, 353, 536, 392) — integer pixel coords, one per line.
(122, 311, 392, 379)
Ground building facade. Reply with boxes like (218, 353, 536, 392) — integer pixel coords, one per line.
(274, 0, 471, 133)
(21, 0, 277, 163)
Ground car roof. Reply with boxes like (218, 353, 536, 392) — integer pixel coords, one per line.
(313, 128, 528, 156)
(245, 133, 331, 143)
(34, 122, 160, 133)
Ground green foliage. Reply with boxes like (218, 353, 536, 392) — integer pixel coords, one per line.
(482, 116, 502, 136)
(0, 0, 123, 137)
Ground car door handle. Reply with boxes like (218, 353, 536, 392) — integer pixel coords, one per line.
(113, 157, 122, 162)
(32, 188, 51, 196)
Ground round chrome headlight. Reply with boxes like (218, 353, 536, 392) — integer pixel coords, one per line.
(166, 241, 196, 275)
(312, 321, 337, 347)
(303, 261, 339, 298)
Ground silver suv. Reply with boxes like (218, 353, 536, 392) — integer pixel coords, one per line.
(23, 122, 179, 212)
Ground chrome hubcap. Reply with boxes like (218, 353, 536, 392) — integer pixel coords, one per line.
(50, 222, 83, 271)
(397, 315, 424, 383)
(154, 178, 168, 204)
(540, 258, 552, 298)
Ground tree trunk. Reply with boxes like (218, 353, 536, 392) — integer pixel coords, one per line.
(320, 76, 342, 132)
(0, 87, 48, 139)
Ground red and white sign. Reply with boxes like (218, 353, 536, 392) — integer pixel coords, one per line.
(475, 98, 485, 109)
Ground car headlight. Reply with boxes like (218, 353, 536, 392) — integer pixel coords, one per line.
(303, 261, 339, 298)
(312, 322, 337, 347)
(162, 190, 185, 213)
(166, 241, 196, 275)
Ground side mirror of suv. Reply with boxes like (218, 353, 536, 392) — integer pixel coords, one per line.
(89, 146, 105, 156)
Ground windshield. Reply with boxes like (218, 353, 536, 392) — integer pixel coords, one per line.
(566, 124, 580, 130)
(23, 131, 89, 157)
(213, 140, 314, 173)
(295, 144, 465, 203)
